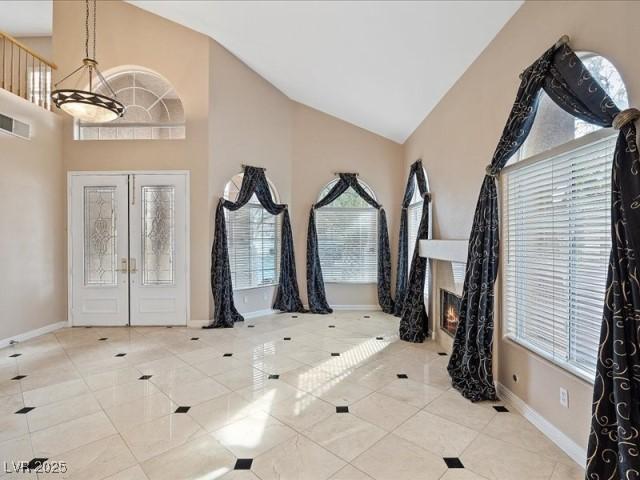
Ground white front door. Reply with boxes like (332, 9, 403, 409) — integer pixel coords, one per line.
(129, 174, 187, 326)
(69, 172, 189, 326)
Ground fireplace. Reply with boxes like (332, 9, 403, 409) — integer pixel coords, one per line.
(440, 288, 461, 337)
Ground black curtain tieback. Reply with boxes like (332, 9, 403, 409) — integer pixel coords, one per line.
(422, 192, 432, 202)
(613, 108, 640, 129)
(485, 165, 499, 178)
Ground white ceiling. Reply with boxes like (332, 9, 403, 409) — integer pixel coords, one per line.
(0, 1, 52, 37)
(129, 1, 522, 143)
(0, 1, 522, 143)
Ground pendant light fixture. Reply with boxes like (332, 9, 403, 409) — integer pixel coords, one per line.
(51, 0, 124, 123)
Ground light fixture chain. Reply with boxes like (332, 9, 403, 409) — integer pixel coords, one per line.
(84, 0, 89, 58)
(93, 0, 96, 59)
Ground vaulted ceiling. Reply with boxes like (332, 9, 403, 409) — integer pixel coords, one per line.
(0, 0, 522, 143)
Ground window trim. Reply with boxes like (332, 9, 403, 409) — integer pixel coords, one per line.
(499, 126, 617, 385)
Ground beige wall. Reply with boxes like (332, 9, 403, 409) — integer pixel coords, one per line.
(52, 0, 211, 320)
(292, 103, 404, 307)
(14, 36, 52, 60)
(50, 0, 402, 320)
(404, 0, 640, 451)
(208, 43, 404, 311)
(208, 39, 294, 315)
(0, 89, 65, 341)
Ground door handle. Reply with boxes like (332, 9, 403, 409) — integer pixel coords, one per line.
(117, 258, 129, 273)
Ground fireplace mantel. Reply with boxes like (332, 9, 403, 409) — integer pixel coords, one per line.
(419, 239, 468, 263)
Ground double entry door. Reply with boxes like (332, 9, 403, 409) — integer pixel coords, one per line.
(69, 172, 189, 326)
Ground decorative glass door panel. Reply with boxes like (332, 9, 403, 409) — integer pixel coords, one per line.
(142, 186, 176, 286)
(69, 172, 188, 326)
(70, 175, 129, 326)
(84, 187, 118, 286)
(129, 174, 187, 326)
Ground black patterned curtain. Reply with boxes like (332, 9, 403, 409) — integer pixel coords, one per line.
(306, 173, 394, 314)
(444, 38, 640, 478)
(398, 188, 431, 342)
(206, 166, 305, 328)
(394, 160, 429, 317)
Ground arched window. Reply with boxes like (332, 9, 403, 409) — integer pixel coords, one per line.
(316, 179, 378, 283)
(76, 68, 186, 141)
(502, 53, 628, 381)
(223, 173, 281, 290)
(517, 53, 628, 160)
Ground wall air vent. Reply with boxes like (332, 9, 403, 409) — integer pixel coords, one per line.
(0, 113, 30, 139)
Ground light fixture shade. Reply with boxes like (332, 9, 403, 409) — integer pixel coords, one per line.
(52, 89, 125, 123)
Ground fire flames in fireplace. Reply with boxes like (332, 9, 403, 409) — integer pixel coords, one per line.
(441, 289, 461, 337)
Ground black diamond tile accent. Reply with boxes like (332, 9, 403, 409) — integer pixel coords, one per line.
(376, 337, 384, 340)
(438, 352, 448, 356)
(26, 458, 48, 471)
(166, 326, 173, 328)
(84, 326, 92, 328)
(283, 337, 291, 341)
(191, 337, 199, 341)
(331, 353, 340, 357)
(223, 353, 233, 357)
(493, 406, 509, 412)
(364, 315, 371, 318)
(234, 458, 253, 470)
(11, 375, 26, 380)
(115, 353, 127, 357)
(444, 457, 464, 469)
(15, 407, 35, 414)
(336, 406, 349, 413)
(139, 375, 152, 380)
(99, 337, 108, 341)
(268, 374, 280, 379)
(397, 374, 408, 379)
(328, 325, 335, 328)
(175, 406, 191, 413)
(292, 315, 298, 318)
(247, 325, 255, 328)
(9, 353, 21, 358)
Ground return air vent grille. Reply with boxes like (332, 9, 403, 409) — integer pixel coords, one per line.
(0, 113, 30, 139)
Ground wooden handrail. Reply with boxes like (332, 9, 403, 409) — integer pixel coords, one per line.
(0, 31, 57, 70)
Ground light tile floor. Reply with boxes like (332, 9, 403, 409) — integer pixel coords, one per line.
(0, 311, 584, 480)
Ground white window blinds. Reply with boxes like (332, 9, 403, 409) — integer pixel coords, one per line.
(407, 201, 423, 265)
(502, 133, 615, 380)
(316, 207, 378, 283)
(226, 199, 281, 290)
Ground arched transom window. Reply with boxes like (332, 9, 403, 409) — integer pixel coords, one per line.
(76, 68, 186, 141)
(502, 53, 628, 381)
(316, 179, 378, 283)
(224, 173, 281, 290)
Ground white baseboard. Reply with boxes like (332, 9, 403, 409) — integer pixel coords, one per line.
(0, 321, 67, 350)
(302, 304, 382, 311)
(188, 320, 211, 329)
(333, 304, 382, 311)
(496, 383, 586, 467)
(242, 308, 277, 319)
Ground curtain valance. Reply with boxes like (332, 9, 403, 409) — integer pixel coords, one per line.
(443, 37, 639, 478)
(207, 166, 304, 329)
(306, 173, 394, 314)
